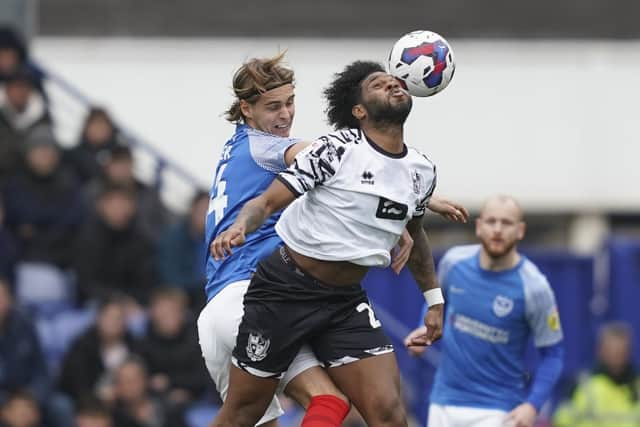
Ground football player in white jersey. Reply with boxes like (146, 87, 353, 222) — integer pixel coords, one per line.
(209, 60, 448, 427)
(199, 54, 467, 427)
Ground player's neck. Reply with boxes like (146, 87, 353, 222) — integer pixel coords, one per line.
(479, 249, 521, 272)
(361, 123, 405, 155)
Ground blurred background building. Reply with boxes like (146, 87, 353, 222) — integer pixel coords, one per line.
(1, 1, 640, 426)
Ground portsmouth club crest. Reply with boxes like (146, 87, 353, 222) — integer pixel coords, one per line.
(493, 295, 514, 317)
(246, 332, 270, 362)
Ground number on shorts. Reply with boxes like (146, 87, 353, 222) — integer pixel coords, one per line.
(357, 302, 382, 329)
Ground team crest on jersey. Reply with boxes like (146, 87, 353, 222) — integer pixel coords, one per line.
(412, 170, 424, 195)
(492, 295, 514, 317)
(246, 332, 270, 362)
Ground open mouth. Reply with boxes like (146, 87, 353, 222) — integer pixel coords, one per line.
(273, 124, 290, 134)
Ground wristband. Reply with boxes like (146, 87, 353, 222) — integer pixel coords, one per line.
(424, 288, 444, 307)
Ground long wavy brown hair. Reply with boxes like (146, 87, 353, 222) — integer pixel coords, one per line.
(225, 52, 295, 123)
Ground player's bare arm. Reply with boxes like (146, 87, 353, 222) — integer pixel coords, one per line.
(210, 179, 296, 260)
(284, 141, 311, 166)
(406, 215, 444, 346)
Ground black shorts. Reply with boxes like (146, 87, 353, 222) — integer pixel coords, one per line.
(232, 246, 393, 378)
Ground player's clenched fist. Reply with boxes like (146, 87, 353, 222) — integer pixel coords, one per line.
(210, 226, 246, 260)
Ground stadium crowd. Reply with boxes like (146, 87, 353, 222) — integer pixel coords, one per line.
(1, 26, 639, 427)
(0, 27, 223, 427)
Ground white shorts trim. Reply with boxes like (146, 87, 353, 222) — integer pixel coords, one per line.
(428, 404, 509, 427)
(197, 280, 321, 425)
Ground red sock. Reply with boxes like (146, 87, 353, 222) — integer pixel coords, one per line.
(301, 395, 350, 427)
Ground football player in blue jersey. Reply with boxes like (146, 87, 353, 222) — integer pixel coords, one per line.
(198, 53, 467, 427)
(404, 195, 564, 427)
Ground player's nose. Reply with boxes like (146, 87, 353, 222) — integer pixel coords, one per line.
(386, 76, 400, 89)
(279, 106, 292, 120)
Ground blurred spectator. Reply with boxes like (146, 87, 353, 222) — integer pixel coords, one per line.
(0, 28, 44, 95)
(59, 295, 137, 404)
(64, 107, 123, 185)
(0, 390, 41, 427)
(553, 322, 640, 427)
(75, 400, 113, 427)
(111, 356, 187, 427)
(0, 66, 48, 133)
(0, 277, 50, 405)
(74, 184, 156, 304)
(0, 29, 27, 82)
(0, 197, 18, 281)
(2, 125, 85, 267)
(138, 288, 208, 405)
(85, 146, 170, 242)
(155, 191, 207, 308)
(0, 67, 49, 183)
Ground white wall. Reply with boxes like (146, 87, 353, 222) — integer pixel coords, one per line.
(33, 37, 640, 212)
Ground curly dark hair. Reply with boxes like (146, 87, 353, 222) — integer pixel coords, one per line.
(323, 61, 385, 130)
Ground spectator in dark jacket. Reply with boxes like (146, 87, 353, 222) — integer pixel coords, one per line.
(155, 191, 207, 308)
(2, 125, 85, 267)
(138, 288, 208, 405)
(0, 278, 50, 404)
(85, 146, 170, 242)
(0, 28, 45, 95)
(64, 107, 123, 185)
(0, 197, 18, 282)
(74, 184, 156, 304)
(111, 357, 186, 427)
(59, 295, 137, 404)
(0, 68, 49, 184)
(0, 28, 27, 82)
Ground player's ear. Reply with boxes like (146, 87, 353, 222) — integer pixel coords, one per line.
(474, 217, 482, 238)
(516, 221, 526, 240)
(239, 99, 253, 121)
(352, 104, 366, 121)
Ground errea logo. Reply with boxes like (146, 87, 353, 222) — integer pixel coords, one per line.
(361, 170, 375, 185)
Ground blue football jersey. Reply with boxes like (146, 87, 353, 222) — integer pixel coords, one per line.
(204, 124, 298, 300)
(429, 244, 563, 411)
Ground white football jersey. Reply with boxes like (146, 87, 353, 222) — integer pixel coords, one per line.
(276, 128, 436, 267)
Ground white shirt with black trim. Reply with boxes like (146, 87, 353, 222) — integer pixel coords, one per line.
(275, 128, 436, 267)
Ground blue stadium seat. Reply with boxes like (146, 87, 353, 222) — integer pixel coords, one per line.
(36, 307, 96, 375)
(184, 403, 220, 427)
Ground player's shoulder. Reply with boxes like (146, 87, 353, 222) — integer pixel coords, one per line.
(315, 128, 363, 148)
(245, 126, 298, 148)
(442, 244, 480, 265)
(518, 257, 554, 297)
(407, 145, 436, 168)
(439, 245, 480, 275)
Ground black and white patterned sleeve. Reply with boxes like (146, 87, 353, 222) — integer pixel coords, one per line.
(414, 164, 437, 217)
(276, 133, 349, 197)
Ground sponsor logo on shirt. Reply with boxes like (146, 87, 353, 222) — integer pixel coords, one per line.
(361, 170, 375, 185)
(492, 295, 514, 317)
(547, 308, 561, 331)
(452, 313, 510, 344)
(449, 285, 465, 294)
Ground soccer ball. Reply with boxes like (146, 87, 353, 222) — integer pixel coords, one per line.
(387, 30, 456, 97)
